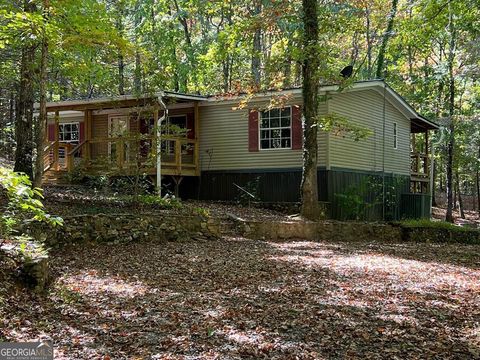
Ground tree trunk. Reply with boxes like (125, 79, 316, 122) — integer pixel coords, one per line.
(455, 171, 465, 219)
(133, 0, 142, 94)
(34, 3, 49, 188)
(445, 6, 456, 223)
(115, 3, 125, 95)
(375, 0, 399, 79)
(118, 55, 125, 95)
(251, 0, 262, 88)
(476, 169, 480, 217)
(432, 160, 437, 206)
(477, 144, 480, 217)
(365, 6, 372, 78)
(300, 0, 320, 220)
(172, 0, 195, 91)
(14, 0, 37, 180)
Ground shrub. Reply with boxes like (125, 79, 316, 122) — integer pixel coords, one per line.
(0, 167, 62, 252)
(133, 194, 182, 209)
(401, 219, 473, 232)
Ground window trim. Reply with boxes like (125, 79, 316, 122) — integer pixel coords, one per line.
(58, 121, 80, 143)
(258, 106, 292, 151)
(393, 122, 398, 149)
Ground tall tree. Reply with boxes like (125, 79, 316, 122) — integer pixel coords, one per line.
(251, 0, 262, 87)
(300, 0, 320, 219)
(375, 0, 398, 78)
(13, 0, 37, 180)
(445, 4, 456, 223)
(34, 0, 49, 187)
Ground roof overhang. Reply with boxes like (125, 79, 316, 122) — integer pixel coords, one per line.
(203, 80, 439, 132)
(39, 91, 207, 112)
(38, 80, 439, 132)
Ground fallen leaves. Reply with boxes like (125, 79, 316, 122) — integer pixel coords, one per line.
(0, 237, 479, 359)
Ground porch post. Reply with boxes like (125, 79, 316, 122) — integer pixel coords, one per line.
(194, 101, 200, 176)
(84, 110, 92, 162)
(424, 131, 429, 175)
(54, 110, 59, 170)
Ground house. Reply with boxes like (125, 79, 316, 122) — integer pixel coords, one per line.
(42, 80, 438, 220)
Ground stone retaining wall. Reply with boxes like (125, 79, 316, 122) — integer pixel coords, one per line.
(237, 219, 480, 244)
(26, 213, 221, 247)
(239, 220, 402, 242)
(26, 213, 480, 249)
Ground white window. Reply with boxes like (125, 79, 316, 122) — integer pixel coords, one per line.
(393, 122, 398, 149)
(59, 122, 79, 143)
(259, 107, 291, 149)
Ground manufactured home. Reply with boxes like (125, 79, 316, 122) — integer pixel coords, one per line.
(42, 80, 438, 219)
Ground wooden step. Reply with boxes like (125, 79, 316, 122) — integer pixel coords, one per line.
(42, 170, 69, 185)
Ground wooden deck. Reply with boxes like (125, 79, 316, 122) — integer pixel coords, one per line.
(410, 152, 430, 193)
(43, 135, 199, 183)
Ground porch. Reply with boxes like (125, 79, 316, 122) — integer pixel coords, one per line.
(410, 118, 436, 194)
(42, 93, 204, 183)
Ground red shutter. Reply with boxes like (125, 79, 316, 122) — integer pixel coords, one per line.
(186, 112, 195, 139)
(248, 110, 259, 152)
(291, 105, 302, 150)
(48, 124, 55, 141)
(79, 122, 85, 142)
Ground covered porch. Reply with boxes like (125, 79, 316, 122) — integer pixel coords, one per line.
(409, 117, 439, 194)
(42, 92, 205, 183)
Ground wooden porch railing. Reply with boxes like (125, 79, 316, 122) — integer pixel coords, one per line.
(44, 135, 198, 176)
(410, 152, 429, 179)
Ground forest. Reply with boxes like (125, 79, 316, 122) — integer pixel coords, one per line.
(0, 0, 479, 220)
(1, 1, 480, 358)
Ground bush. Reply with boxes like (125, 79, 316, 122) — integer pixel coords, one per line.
(0, 167, 62, 255)
(130, 194, 182, 209)
(401, 219, 472, 232)
(236, 177, 260, 205)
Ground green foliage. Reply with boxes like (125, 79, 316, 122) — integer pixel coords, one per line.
(0, 167, 62, 242)
(335, 175, 406, 221)
(335, 178, 375, 221)
(193, 207, 210, 218)
(401, 219, 473, 233)
(129, 194, 182, 209)
(369, 176, 406, 221)
(319, 112, 372, 141)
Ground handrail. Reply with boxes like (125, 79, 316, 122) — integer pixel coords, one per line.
(87, 135, 196, 143)
(67, 139, 87, 156)
(43, 141, 57, 153)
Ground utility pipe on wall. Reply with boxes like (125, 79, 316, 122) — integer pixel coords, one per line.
(156, 93, 168, 196)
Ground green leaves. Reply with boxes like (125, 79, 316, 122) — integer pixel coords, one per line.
(0, 167, 63, 242)
(319, 112, 372, 142)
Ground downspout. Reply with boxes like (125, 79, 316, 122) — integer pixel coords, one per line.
(156, 93, 168, 196)
(429, 126, 445, 216)
(382, 82, 387, 221)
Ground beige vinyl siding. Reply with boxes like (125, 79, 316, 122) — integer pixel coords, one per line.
(199, 99, 328, 171)
(328, 90, 410, 176)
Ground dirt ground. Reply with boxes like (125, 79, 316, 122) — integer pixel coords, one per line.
(1, 237, 479, 359)
(432, 206, 480, 229)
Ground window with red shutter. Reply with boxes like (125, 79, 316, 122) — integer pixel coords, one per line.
(291, 105, 302, 150)
(248, 110, 259, 152)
